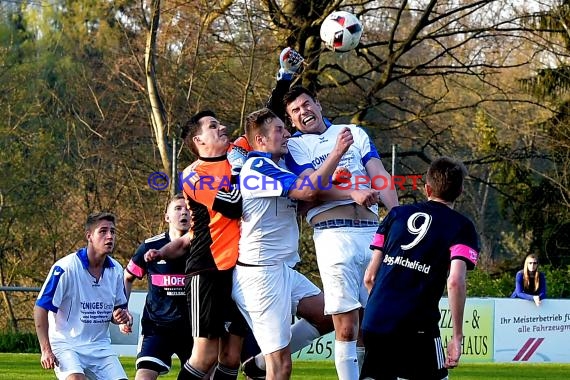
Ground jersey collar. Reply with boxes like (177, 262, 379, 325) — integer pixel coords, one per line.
(247, 151, 272, 159)
(76, 247, 115, 270)
(198, 154, 227, 162)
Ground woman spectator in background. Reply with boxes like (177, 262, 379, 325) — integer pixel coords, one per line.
(511, 254, 547, 307)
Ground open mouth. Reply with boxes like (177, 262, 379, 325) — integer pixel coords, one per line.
(302, 115, 316, 126)
(180, 218, 189, 224)
(104, 242, 114, 249)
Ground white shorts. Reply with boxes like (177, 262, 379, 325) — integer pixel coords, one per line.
(232, 262, 320, 355)
(313, 226, 375, 314)
(53, 346, 127, 380)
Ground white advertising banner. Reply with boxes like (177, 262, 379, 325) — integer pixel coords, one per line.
(493, 298, 570, 363)
(110, 292, 145, 356)
(111, 293, 570, 363)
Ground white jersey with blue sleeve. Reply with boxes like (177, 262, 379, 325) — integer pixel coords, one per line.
(239, 152, 300, 266)
(285, 123, 381, 223)
(35, 248, 127, 353)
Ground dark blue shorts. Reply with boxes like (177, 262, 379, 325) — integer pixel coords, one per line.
(360, 330, 448, 380)
(136, 330, 193, 374)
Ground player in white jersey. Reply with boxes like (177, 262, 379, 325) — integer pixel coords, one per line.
(283, 86, 399, 380)
(34, 212, 132, 380)
(233, 108, 352, 380)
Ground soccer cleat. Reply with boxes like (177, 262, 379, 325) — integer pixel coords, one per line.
(242, 356, 266, 380)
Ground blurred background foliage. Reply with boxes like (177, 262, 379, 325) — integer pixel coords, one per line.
(1, 0, 569, 331)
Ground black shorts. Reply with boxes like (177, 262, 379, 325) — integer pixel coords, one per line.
(185, 268, 248, 339)
(136, 329, 193, 374)
(360, 330, 448, 380)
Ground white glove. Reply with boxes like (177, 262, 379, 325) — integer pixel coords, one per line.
(227, 144, 248, 179)
(277, 47, 304, 81)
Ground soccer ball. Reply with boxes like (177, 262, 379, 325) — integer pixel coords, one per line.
(320, 11, 363, 52)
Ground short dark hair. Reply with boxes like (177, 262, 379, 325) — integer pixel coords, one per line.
(426, 157, 467, 202)
(282, 86, 317, 111)
(245, 108, 279, 149)
(169, 192, 185, 203)
(181, 110, 217, 156)
(85, 212, 116, 232)
(166, 192, 185, 212)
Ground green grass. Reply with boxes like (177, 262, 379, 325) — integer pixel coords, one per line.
(1, 353, 570, 379)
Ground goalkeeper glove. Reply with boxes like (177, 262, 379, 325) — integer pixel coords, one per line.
(277, 47, 304, 81)
(227, 143, 249, 182)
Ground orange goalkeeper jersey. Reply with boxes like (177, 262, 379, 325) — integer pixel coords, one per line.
(181, 155, 241, 273)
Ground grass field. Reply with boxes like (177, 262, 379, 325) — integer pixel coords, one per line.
(2, 353, 570, 379)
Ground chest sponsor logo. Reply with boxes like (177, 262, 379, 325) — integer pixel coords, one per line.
(151, 274, 185, 287)
(80, 301, 114, 324)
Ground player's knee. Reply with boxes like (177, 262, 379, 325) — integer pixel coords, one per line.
(334, 323, 358, 341)
(65, 374, 88, 380)
(218, 345, 242, 368)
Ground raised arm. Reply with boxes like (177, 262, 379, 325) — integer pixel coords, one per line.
(266, 47, 304, 121)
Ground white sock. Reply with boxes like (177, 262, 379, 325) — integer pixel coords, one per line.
(335, 340, 359, 380)
(254, 353, 266, 371)
(289, 318, 321, 353)
(356, 346, 365, 373)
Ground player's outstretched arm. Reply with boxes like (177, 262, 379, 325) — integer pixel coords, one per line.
(446, 259, 467, 368)
(33, 305, 58, 369)
(267, 47, 304, 120)
(144, 234, 191, 262)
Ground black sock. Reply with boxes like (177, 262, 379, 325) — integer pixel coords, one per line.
(212, 362, 239, 380)
(177, 361, 207, 380)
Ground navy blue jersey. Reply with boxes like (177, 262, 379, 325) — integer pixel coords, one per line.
(126, 232, 189, 333)
(362, 201, 479, 335)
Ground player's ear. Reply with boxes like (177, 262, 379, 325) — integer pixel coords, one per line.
(315, 98, 323, 112)
(192, 135, 202, 146)
(424, 183, 432, 197)
(254, 133, 265, 148)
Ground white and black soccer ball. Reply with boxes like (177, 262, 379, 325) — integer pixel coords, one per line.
(320, 11, 363, 52)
